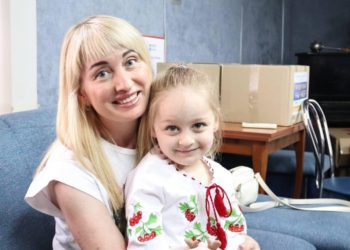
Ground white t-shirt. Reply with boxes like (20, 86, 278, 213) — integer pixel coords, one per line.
(25, 139, 136, 250)
(125, 152, 247, 250)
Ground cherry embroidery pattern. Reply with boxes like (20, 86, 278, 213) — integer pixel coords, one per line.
(227, 223, 244, 232)
(184, 222, 209, 243)
(127, 203, 162, 243)
(223, 206, 245, 233)
(128, 202, 142, 227)
(179, 195, 198, 222)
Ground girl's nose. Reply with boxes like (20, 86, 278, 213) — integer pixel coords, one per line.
(178, 133, 194, 146)
(114, 69, 131, 92)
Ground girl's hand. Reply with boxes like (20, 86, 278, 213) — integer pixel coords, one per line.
(239, 235, 260, 250)
(184, 238, 221, 250)
(207, 239, 221, 250)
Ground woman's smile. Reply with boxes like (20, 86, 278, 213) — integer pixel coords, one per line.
(113, 91, 140, 106)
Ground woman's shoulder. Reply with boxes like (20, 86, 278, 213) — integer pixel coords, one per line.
(25, 142, 112, 218)
(47, 142, 79, 165)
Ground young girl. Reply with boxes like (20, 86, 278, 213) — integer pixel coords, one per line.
(125, 66, 259, 250)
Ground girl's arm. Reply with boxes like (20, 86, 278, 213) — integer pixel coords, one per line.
(51, 181, 126, 249)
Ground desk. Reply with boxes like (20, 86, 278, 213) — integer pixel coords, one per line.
(221, 122, 305, 198)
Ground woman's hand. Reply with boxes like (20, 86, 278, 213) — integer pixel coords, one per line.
(239, 235, 260, 250)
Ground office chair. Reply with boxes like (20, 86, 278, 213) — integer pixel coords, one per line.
(302, 99, 350, 199)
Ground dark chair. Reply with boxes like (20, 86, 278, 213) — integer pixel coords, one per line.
(302, 99, 350, 199)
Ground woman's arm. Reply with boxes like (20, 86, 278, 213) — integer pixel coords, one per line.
(51, 181, 126, 249)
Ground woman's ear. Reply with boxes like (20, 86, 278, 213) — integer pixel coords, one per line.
(78, 89, 91, 107)
(151, 127, 156, 138)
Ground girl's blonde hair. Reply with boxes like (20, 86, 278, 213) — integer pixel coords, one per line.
(137, 65, 222, 162)
(37, 15, 152, 211)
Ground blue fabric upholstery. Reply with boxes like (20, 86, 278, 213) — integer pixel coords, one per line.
(245, 195, 350, 250)
(267, 149, 332, 197)
(267, 149, 331, 175)
(3, 108, 350, 249)
(323, 177, 350, 200)
(0, 107, 56, 250)
(248, 228, 316, 250)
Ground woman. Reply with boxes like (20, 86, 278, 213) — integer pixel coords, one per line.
(25, 15, 153, 249)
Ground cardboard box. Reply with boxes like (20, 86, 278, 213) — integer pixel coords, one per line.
(157, 63, 221, 101)
(329, 128, 350, 168)
(220, 64, 309, 126)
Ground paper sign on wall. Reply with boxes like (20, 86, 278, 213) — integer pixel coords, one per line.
(143, 35, 165, 75)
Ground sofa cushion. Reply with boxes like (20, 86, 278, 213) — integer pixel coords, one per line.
(248, 228, 316, 250)
(245, 195, 350, 250)
(0, 107, 56, 250)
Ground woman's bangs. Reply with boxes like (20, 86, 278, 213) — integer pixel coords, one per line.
(80, 28, 121, 65)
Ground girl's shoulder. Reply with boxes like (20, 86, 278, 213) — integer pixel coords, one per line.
(131, 152, 174, 176)
(204, 157, 230, 173)
(204, 157, 233, 182)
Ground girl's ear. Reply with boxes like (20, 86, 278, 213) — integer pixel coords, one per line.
(214, 107, 221, 132)
(214, 116, 220, 132)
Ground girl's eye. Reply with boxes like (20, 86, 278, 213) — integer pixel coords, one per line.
(165, 125, 179, 132)
(193, 122, 206, 129)
(95, 70, 111, 79)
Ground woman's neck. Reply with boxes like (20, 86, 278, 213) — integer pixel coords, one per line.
(101, 120, 139, 149)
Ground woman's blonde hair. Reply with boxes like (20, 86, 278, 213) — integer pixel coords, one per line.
(38, 15, 152, 211)
(137, 65, 222, 162)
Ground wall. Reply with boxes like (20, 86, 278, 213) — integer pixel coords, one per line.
(32, 0, 350, 108)
(284, 0, 350, 64)
(0, 0, 37, 114)
(11, 0, 38, 112)
(37, 0, 246, 108)
(241, 0, 284, 64)
(0, 0, 11, 114)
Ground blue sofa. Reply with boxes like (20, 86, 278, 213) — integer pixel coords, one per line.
(1, 107, 349, 249)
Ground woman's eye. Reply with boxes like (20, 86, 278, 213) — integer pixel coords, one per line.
(126, 57, 137, 67)
(95, 70, 111, 79)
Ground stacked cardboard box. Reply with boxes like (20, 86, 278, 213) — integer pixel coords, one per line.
(157, 63, 310, 126)
(220, 64, 309, 126)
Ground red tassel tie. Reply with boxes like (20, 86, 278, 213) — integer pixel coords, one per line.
(205, 184, 233, 250)
(214, 188, 229, 217)
(216, 222, 227, 249)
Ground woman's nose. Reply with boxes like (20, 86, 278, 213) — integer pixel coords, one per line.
(113, 69, 131, 92)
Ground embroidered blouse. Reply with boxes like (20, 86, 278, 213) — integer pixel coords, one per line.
(125, 152, 246, 250)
